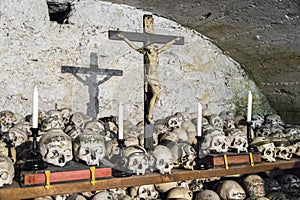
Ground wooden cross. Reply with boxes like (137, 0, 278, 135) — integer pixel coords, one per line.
(61, 52, 123, 119)
(109, 15, 184, 151)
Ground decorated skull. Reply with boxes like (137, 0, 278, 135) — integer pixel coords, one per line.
(0, 154, 14, 187)
(40, 116, 64, 132)
(195, 189, 221, 200)
(73, 131, 106, 166)
(254, 124, 272, 138)
(165, 115, 182, 131)
(251, 137, 276, 162)
(217, 180, 246, 200)
(167, 187, 193, 200)
(243, 174, 266, 197)
(123, 145, 149, 175)
(149, 145, 173, 174)
(129, 184, 159, 199)
(219, 111, 235, 132)
(83, 120, 104, 134)
(39, 128, 73, 167)
(188, 179, 204, 192)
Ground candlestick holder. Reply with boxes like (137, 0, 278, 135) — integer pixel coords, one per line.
(246, 121, 258, 153)
(22, 128, 48, 171)
(111, 139, 133, 177)
(194, 135, 209, 170)
(1, 132, 14, 162)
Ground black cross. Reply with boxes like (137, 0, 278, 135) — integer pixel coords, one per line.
(61, 52, 123, 119)
(109, 15, 184, 151)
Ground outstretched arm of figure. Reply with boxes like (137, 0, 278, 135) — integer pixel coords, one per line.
(157, 36, 182, 54)
(117, 33, 144, 54)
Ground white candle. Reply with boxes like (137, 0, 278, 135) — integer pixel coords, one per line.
(247, 91, 252, 122)
(118, 102, 124, 140)
(197, 102, 202, 136)
(32, 86, 39, 128)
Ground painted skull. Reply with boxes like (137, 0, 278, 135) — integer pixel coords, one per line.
(243, 174, 266, 197)
(39, 129, 73, 167)
(217, 180, 246, 200)
(73, 131, 106, 166)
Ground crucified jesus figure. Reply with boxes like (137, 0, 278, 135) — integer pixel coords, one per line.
(117, 33, 181, 124)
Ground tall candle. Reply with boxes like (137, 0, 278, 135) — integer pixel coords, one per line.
(118, 102, 124, 140)
(247, 91, 252, 122)
(197, 102, 202, 136)
(32, 86, 39, 128)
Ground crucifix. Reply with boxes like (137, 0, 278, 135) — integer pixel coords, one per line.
(61, 52, 123, 119)
(109, 15, 184, 151)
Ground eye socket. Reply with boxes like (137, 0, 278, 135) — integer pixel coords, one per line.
(131, 159, 138, 166)
(49, 150, 59, 159)
(158, 159, 164, 165)
(80, 147, 90, 156)
(0, 172, 8, 180)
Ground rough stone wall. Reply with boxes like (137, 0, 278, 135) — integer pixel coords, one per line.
(0, 0, 273, 124)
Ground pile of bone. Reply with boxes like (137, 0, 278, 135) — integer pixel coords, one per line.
(32, 173, 300, 200)
(1, 108, 300, 181)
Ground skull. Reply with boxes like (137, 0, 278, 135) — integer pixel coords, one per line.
(70, 112, 92, 128)
(8, 126, 28, 147)
(188, 179, 204, 192)
(149, 145, 173, 174)
(91, 191, 114, 200)
(105, 138, 119, 159)
(40, 116, 64, 132)
(272, 138, 293, 160)
(0, 154, 14, 187)
(251, 114, 265, 129)
(219, 111, 236, 132)
(83, 120, 104, 133)
(265, 114, 284, 126)
(33, 196, 53, 200)
(254, 124, 272, 138)
(129, 184, 159, 199)
(228, 128, 248, 153)
(171, 128, 189, 143)
(243, 174, 266, 197)
(124, 145, 149, 175)
(59, 108, 72, 125)
(287, 135, 300, 156)
(65, 194, 86, 200)
(46, 110, 63, 123)
(73, 131, 106, 166)
(108, 187, 127, 199)
(217, 180, 246, 200)
(0, 110, 17, 132)
(202, 129, 230, 154)
(209, 114, 224, 129)
(285, 126, 300, 136)
(267, 192, 293, 200)
(155, 182, 177, 193)
(264, 178, 282, 194)
(278, 174, 300, 196)
(165, 115, 182, 131)
(174, 111, 192, 122)
(181, 120, 197, 144)
(64, 123, 84, 140)
(39, 129, 73, 167)
(125, 133, 140, 146)
(195, 189, 221, 200)
(168, 142, 196, 169)
(167, 187, 193, 200)
(251, 137, 276, 162)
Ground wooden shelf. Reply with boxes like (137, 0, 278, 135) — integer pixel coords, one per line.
(2, 158, 300, 200)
